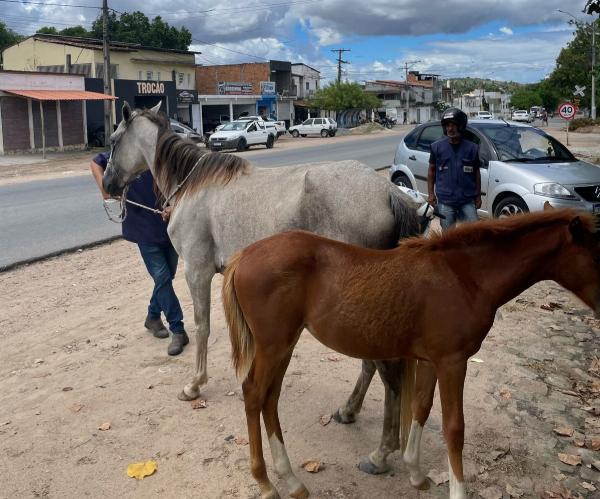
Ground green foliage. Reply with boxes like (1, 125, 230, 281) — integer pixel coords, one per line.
(37, 26, 59, 35)
(310, 82, 382, 111)
(585, 0, 600, 15)
(59, 26, 91, 38)
(568, 117, 600, 131)
(0, 21, 25, 59)
(509, 88, 542, 109)
(90, 11, 191, 50)
(449, 77, 524, 95)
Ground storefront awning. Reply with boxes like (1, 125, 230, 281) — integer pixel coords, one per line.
(3, 89, 116, 101)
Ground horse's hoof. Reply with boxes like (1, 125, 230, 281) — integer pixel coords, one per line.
(289, 485, 310, 499)
(410, 476, 430, 491)
(358, 457, 389, 475)
(261, 490, 281, 499)
(332, 409, 355, 424)
(177, 388, 199, 401)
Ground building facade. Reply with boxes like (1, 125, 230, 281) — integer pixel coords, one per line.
(452, 89, 512, 118)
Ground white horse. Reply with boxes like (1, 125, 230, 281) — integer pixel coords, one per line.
(103, 102, 420, 401)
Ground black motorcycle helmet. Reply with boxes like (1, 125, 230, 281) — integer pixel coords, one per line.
(441, 107, 468, 135)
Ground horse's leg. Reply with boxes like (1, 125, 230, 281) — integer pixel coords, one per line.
(357, 360, 404, 475)
(332, 359, 376, 424)
(178, 268, 214, 401)
(403, 360, 437, 490)
(263, 350, 309, 499)
(437, 358, 468, 499)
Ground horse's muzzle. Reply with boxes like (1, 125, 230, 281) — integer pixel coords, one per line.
(102, 168, 125, 196)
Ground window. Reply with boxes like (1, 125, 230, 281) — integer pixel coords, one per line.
(138, 70, 142, 80)
(314, 118, 324, 125)
(146, 71, 153, 81)
(157, 71, 161, 81)
(415, 125, 443, 152)
(178, 72, 184, 85)
(247, 123, 257, 132)
(403, 127, 420, 150)
(187, 73, 191, 86)
(306, 82, 310, 91)
(302, 119, 313, 125)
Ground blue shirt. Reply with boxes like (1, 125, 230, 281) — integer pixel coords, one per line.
(94, 152, 171, 247)
(429, 138, 480, 206)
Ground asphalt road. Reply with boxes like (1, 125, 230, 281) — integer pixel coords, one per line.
(0, 132, 402, 270)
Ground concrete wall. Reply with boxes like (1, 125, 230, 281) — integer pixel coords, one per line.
(3, 38, 96, 73)
(0, 97, 30, 151)
(196, 63, 269, 95)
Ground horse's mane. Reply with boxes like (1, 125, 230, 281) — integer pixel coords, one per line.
(403, 209, 596, 251)
(140, 110, 251, 204)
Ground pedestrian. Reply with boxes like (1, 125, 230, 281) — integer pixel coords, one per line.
(541, 109, 548, 127)
(90, 151, 189, 356)
(427, 107, 481, 231)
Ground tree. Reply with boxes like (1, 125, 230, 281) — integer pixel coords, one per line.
(310, 82, 382, 112)
(509, 89, 542, 109)
(37, 26, 59, 35)
(0, 21, 25, 61)
(586, 0, 600, 14)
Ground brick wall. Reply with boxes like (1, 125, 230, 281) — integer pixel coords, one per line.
(60, 100, 84, 146)
(196, 63, 269, 95)
(32, 101, 59, 148)
(1, 97, 31, 151)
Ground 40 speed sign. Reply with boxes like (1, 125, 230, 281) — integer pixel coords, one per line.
(558, 102, 577, 120)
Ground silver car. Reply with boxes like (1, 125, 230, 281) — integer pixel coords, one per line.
(390, 119, 600, 217)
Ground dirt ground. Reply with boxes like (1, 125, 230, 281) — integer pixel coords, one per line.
(1, 237, 600, 499)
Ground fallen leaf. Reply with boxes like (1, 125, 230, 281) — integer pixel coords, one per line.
(506, 484, 524, 498)
(470, 357, 484, 363)
(327, 355, 341, 362)
(558, 453, 582, 466)
(234, 437, 248, 446)
(591, 438, 600, 451)
(553, 426, 574, 437)
(592, 461, 600, 471)
(301, 459, 322, 473)
(426, 469, 449, 485)
(573, 437, 585, 447)
(554, 473, 567, 481)
(581, 482, 596, 492)
(62, 386, 73, 392)
(190, 399, 207, 410)
(98, 422, 111, 431)
(126, 460, 157, 480)
(69, 403, 84, 413)
(499, 388, 512, 400)
(319, 414, 332, 426)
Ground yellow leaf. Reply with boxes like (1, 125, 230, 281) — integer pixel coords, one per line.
(301, 459, 322, 473)
(126, 460, 157, 480)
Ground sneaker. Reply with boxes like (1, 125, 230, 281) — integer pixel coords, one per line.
(168, 331, 189, 356)
(144, 316, 169, 339)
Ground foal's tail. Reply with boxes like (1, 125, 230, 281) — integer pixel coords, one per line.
(222, 251, 255, 380)
(400, 358, 418, 452)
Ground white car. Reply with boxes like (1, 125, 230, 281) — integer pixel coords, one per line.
(476, 111, 493, 119)
(289, 117, 337, 138)
(208, 120, 275, 151)
(511, 110, 532, 123)
(216, 115, 284, 138)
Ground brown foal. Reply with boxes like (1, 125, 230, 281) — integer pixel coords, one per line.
(222, 209, 600, 499)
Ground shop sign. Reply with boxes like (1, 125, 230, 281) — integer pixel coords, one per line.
(260, 81, 276, 95)
(177, 89, 197, 104)
(136, 81, 165, 94)
(218, 82, 253, 95)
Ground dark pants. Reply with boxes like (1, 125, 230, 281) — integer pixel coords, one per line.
(138, 242, 185, 334)
(438, 201, 479, 232)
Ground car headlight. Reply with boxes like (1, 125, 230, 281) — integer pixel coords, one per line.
(534, 183, 576, 200)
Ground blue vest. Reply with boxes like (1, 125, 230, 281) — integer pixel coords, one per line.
(431, 138, 479, 206)
(94, 152, 171, 247)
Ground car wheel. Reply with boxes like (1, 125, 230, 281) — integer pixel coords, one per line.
(236, 138, 247, 152)
(291, 130, 300, 138)
(266, 135, 274, 149)
(329, 130, 336, 137)
(301, 134, 307, 137)
(320, 129, 329, 138)
(493, 195, 529, 218)
(391, 173, 413, 189)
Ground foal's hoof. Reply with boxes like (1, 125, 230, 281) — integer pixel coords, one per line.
(177, 387, 200, 401)
(358, 457, 389, 475)
(289, 484, 310, 499)
(410, 476, 430, 491)
(332, 409, 355, 424)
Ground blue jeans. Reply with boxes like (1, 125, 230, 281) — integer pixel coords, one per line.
(438, 201, 479, 232)
(138, 242, 185, 334)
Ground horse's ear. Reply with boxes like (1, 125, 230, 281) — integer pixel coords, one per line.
(122, 101, 132, 122)
(150, 101, 162, 114)
(569, 216, 585, 244)
(543, 201, 554, 211)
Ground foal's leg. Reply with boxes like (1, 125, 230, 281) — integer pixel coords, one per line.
(332, 360, 376, 424)
(358, 360, 404, 475)
(403, 360, 437, 490)
(437, 358, 468, 499)
(263, 350, 309, 499)
(178, 269, 214, 401)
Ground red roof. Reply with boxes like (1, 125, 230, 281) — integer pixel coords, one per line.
(3, 89, 116, 100)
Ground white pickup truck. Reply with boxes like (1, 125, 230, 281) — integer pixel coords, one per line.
(208, 119, 275, 151)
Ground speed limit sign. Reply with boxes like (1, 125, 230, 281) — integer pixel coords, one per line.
(558, 102, 577, 120)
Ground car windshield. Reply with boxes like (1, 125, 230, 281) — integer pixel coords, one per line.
(221, 122, 247, 131)
(478, 125, 575, 162)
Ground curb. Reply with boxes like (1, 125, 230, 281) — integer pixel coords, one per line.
(0, 235, 122, 273)
(375, 165, 390, 172)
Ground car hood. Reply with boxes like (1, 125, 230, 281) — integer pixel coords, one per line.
(500, 159, 600, 185)
(211, 130, 243, 139)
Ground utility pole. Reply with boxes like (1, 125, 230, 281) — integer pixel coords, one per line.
(102, 0, 113, 146)
(403, 60, 421, 124)
(592, 15, 597, 119)
(331, 48, 350, 83)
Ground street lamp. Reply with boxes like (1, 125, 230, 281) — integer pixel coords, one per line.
(557, 9, 597, 119)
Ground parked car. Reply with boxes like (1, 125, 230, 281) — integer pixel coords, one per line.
(208, 119, 275, 151)
(170, 119, 204, 143)
(389, 119, 600, 218)
(216, 115, 284, 138)
(476, 111, 493, 119)
(511, 110, 532, 123)
(289, 117, 337, 138)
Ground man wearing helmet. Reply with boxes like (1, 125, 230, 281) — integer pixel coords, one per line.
(427, 107, 481, 231)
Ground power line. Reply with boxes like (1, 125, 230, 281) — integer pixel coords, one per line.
(330, 48, 350, 83)
(0, 0, 101, 8)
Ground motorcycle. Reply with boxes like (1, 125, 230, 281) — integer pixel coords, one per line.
(379, 116, 397, 129)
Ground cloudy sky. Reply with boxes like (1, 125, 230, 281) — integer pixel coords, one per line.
(1, 0, 593, 83)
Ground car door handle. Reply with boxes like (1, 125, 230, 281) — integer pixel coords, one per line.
(408, 155, 416, 161)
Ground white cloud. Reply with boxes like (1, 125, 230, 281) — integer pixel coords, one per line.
(499, 26, 513, 35)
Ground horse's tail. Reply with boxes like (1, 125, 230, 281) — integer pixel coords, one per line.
(399, 358, 418, 452)
(222, 251, 255, 380)
(388, 187, 420, 244)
